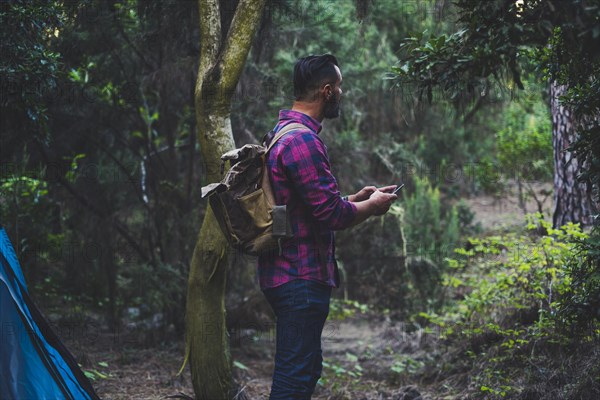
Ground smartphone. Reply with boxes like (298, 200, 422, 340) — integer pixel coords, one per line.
(392, 184, 405, 195)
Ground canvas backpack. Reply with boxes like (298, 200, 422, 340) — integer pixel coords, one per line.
(200, 123, 306, 256)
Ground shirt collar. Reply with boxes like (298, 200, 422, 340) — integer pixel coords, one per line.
(278, 109, 322, 135)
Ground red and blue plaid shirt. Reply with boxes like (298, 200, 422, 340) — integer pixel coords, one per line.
(257, 110, 357, 290)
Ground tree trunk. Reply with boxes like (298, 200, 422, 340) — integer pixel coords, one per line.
(184, 1, 266, 398)
(185, 103, 235, 398)
(550, 82, 595, 228)
(186, 206, 232, 398)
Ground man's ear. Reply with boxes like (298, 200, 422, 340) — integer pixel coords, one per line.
(322, 83, 333, 100)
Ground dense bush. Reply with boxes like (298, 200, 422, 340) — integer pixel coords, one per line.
(335, 174, 478, 317)
(335, 205, 407, 313)
(416, 214, 599, 399)
(403, 176, 461, 261)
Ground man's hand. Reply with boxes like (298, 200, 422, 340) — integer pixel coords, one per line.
(350, 189, 398, 225)
(349, 185, 398, 202)
(368, 189, 397, 215)
(377, 185, 398, 194)
(349, 186, 376, 202)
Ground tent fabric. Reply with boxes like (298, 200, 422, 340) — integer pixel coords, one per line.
(1, 225, 100, 400)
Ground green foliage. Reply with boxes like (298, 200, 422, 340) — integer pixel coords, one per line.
(0, 168, 64, 302)
(390, 355, 425, 381)
(232, 360, 249, 371)
(238, 0, 413, 137)
(328, 298, 370, 321)
(340, 174, 477, 317)
(391, 0, 600, 291)
(455, 199, 481, 236)
(555, 228, 600, 330)
(418, 214, 598, 397)
(391, 0, 570, 105)
(403, 176, 461, 262)
(1, 176, 49, 205)
(376, 175, 476, 315)
(391, 28, 484, 104)
(447, 214, 588, 328)
(390, 0, 600, 209)
(238, 0, 471, 179)
(82, 361, 111, 381)
(0, 0, 65, 139)
(1, 0, 202, 333)
(490, 82, 554, 207)
(321, 352, 364, 393)
(496, 91, 553, 184)
(335, 204, 408, 313)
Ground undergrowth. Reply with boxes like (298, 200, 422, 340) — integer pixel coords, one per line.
(416, 214, 600, 399)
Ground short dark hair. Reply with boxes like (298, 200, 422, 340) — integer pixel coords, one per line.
(293, 54, 339, 101)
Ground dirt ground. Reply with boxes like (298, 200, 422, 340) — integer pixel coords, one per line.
(78, 182, 554, 399)
(81, 315, 437, 400)
(463, 181, 553, 230)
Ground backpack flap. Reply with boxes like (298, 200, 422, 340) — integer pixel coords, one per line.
(201, 182, 226, 198)
(221, 144, 263, 162)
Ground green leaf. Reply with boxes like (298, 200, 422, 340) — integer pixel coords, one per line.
(83, 370, 96, 381)
(346, 352, 358, 363)
(437, 35, 446, 48)
(233, 360, 249, 371)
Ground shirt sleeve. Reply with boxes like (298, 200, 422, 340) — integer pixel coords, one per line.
(280, 130, 357, 230)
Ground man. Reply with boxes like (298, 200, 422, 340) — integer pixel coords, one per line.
(258, 54, 398, 399)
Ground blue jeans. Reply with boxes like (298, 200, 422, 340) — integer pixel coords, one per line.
(263, 279, 332, 399)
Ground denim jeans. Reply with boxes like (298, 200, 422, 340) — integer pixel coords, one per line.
(263, 279, 332, 399)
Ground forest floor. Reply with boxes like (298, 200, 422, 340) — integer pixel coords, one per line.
(463, 181, 553, 231)
(79, 314, 440, 400)
(79, 182, 554, 399)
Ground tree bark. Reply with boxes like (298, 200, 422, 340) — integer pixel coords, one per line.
(184, 0, 266, 398)
(550, 82, 595, 228)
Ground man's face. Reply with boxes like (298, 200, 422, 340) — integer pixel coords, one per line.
(323, 65, 343, 119)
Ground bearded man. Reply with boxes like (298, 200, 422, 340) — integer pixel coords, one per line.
(259, 54, 398, 399)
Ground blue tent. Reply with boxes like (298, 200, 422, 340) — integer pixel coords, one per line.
(1, 225, 100, 400)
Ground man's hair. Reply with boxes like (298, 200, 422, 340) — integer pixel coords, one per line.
(293, 54, 339, 101)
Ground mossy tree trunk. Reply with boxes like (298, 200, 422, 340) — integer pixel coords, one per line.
(185, 0, 266, 398)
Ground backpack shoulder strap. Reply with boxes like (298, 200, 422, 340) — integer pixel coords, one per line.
(266, 123, 307, 152)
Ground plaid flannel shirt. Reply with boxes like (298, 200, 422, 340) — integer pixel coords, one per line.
(257, 110, 357, 290)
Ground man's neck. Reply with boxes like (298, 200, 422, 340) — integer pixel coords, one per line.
(291, 101, 324, 122)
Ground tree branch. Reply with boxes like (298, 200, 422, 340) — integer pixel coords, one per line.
(219, 0, 267, 94)
(462, 94, 485, 124)
(197, 0, 221, 92)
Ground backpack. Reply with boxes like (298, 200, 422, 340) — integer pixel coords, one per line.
(200, 123, 306, 256)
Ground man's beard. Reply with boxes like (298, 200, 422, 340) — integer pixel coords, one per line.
(323, 97, 341, 119)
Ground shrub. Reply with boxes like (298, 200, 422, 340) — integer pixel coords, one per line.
(417, 214, 599, 398)
(335, 204, 408, 313)
(403, 175, 461, 266)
